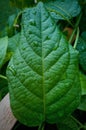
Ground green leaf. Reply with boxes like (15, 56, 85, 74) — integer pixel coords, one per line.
(45, 0, 81, 21)
(78, 95, 86, 111)
(76, 32, 86, 72)
(81, 31, 86, 41)
(8, 33, 20, 53)
(0, 77, 8, 101)
(7, 2, 81, 127)
(10, 0, 35, 9)
(10, 0, 47, 9)
(0, 36, 8, 69)
(79, 72, 86, 95)
(0, 63, 8, 100)
(3, 34, 20, 63)
(5, 14, 17, 37)
(0, 0, 16, 31)
(57, 116, 78, 130)
(79, 5, 86, 32)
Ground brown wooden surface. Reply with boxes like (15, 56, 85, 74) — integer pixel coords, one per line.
(0, 94, 17, 130)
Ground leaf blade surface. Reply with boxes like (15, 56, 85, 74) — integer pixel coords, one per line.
(7, 2, 81, 126)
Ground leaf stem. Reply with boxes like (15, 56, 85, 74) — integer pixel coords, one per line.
(0, 74, 7, 80)
(47, 7, 74, 27)
(13, 11, 22, 27)
(69, 13, 82, 44)
(73, 27, 79, 49)
(71, 115, 84, 129)
(75, 13, 82, 28)
(68, 27, 76, 44)
(13, 123, 21, 130)
(38, 122, 45, 130)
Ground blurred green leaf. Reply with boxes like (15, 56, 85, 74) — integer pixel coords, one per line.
(57, 116, 78, 130)
(78, 70, 86, 112)
(79, 4, 86, 32)
(45, 0, 81, 21)
(0, 37, 8, 69)
(8, 33, 20, 53)
(10, 0, 34, 9)
(0, 14, 17, 37)
(76, 32, 86, 72)
(81, 31, 86, 41)
(78, 95, 86, 111)
(0, 78, 8, 101)
(0, 62, 8, 100)
(6, 14, 17, 37)
(0, 11, 21, 38)
(3, 33, 20, 63)
(79, 72, 86, 95)
(10, 0, 47, 9)
(10, 0, 81, 21)
(0, 0, 16, 31)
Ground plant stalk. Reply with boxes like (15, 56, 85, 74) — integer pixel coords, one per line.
(0, 74, 7, 80)
(38, 122, 45, 130)
(71, 115, 84, 129)
(73, 27, 79, 49)
(69, 13, 82, 44)
(13, 11, 22, 27)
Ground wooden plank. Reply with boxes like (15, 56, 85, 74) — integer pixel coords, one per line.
(0, 94, 17, 130)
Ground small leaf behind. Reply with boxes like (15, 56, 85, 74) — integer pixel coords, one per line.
(76, 32, 86, 72)
(0, 36, 8, 69)
(45, 0, 81, 21)
(57, 116, 78, 130)
(78, 95, 86, 111)
(79, 72, 86, 95)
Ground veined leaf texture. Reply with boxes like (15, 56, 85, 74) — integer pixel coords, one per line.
(7, 2, 81, 127)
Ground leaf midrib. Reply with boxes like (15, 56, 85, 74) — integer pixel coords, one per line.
(40, 6, 46, 121)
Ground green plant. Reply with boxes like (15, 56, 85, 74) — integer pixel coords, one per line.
(0, 0, 86, 130)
